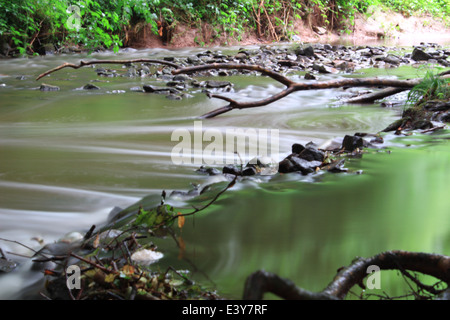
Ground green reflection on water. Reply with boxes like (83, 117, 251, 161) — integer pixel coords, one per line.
(176, 134, 450, 299)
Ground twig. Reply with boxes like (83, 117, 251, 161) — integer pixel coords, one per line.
(167, 175, 237, 224)
(70, 252, 118, 274)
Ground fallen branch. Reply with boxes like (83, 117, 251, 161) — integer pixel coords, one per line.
(243, 250, 450, 300)
(172, 63, 450, 118)
(345, 87, 408, 104)
(36, 59, 180, 80)
(35, 59, 449, 119)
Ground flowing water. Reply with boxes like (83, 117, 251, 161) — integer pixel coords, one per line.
(0, 44, 449, 299)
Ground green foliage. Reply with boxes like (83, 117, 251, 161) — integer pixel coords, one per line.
(378, 0, 449, 19)
(0, 0, 448, 56)
(406, 69, 450, 106)
(134, 204, 177, 229)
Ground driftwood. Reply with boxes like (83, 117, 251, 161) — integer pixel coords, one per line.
(345, 87, 408, 104)
(173, 63, 450, 118)
(35, 59, 180, 80)
(36, 59, 449, 118)
(243, 250, 450, 300)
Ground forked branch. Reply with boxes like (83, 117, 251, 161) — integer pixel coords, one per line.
(36, 59, 180, 80)
(36, 60, 449, 119)
(173, 63, 449, 118)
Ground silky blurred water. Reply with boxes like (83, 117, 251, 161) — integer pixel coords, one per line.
(0, 46, 448, 299)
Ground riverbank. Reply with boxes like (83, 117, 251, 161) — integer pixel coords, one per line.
(1, 3, 449, 57)
(121, 9, 450, 49)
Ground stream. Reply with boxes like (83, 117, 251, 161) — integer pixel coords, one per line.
(0, 42, 449, 299)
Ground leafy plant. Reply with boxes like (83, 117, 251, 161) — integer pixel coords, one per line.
(134, 204, 177, 229)
(406, 69, 450, 106)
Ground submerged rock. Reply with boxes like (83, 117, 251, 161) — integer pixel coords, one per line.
(83, 83, 100, 90)
(143, 85, 180, 94)
(196, 166, 222, 175)
(40, 83, 60, 91)
(0, 257, 18, 273)
(205, 80, 233, 88)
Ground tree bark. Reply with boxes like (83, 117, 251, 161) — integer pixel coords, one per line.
(243, 250, 450, 300)
(36, 59, 179, 80)
(173, 63, 449, 118)
(36, 60, 449, 118)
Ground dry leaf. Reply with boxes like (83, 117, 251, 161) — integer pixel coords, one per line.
(93, 233, 100, 248)
(104, 273, 116, 283)
(122, 265, 135, 276)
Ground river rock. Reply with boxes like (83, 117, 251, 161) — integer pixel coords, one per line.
(278, 158, 296, 173)
(292, 143, 306, 154)
(196, 166, 222, 175)
(312, 63, 339, 74)
(83, 83, 100, 90)
(222, 164, 241, 175)
(342, 135, 364, 152)
(131, 249, 163, 266)
(411, 48, 433, 61)
(235, 52, 248, 60)
(295, 45, 315, 57)
(297, 145, 325, 162)
(304, 72, 317, 80)
(424, 100, 450, 112)
(242, 166, 257, 176)
(143, 85, 180, 94)
(166, 93, 182, 100)
(245, 156, 279, 175)
(383, 54, 402, 65)
(289, 156, 322, 174)
(40, 83, 60, 91)
(205, 80, 233, 88)
(322, 158, 348, 173)
(0, 258, 18, 273)
(173, 74, 192, 82)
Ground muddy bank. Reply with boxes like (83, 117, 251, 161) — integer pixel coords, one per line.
(129, 11, 450, 49)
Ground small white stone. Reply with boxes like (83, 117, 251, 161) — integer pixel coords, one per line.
(131, 249, 164, 266)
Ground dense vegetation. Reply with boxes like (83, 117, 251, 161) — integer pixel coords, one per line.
(0, 0, 449, 56)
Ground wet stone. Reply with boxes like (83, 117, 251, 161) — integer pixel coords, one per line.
(130, 86, 144, 92)
(342, 135, 364, 152)
(312, 64, 339, 74)
(173, 74, 192, 82)
(292, 143, 305, 154)
(143, 85, 180, 94)
(0, 258, 18, 273)
(298, 146, 325, 162)
(83, 83, 100, 90)
(196, 166, 222, 176)
(205, 80, 233, 88)
(278, 158, 296, 174)
(304, 72, 317, 80)
(222, 164, 241, 175)
(166, 94, 182, 100)
(40, 83, 60, 91)
(289, 156, 322, 175)
(411, 48, 433, 61)
(242, 166, 257, 176)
